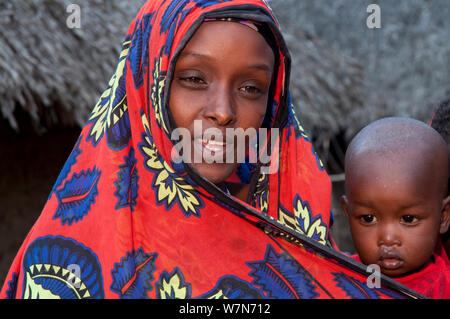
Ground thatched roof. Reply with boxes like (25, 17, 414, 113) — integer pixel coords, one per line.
(281, 28, 364, 145)
(1, 0, 363, 136)
(270, 0, 450, 172)
(271, 0, 450, 137)
(0, 0, 368, 174)
(0, 0, 146, 132)
(270, 1, 366, 173)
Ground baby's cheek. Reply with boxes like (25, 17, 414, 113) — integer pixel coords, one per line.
(404, 238, 435, 270)
(353, 231, 378, 264)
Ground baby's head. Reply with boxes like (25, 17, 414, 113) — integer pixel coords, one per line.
(341, 117, 450, 277)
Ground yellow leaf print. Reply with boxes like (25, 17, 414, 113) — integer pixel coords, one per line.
(87, 38, 131, 145)
(278, 195, 328, 245)
(157, 269, 191, 299)
(151, 57, 169, 134)
(139, 113, 204, 217)
(253, 172, 269, 214)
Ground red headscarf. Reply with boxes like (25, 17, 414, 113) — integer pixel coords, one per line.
(1, 0, 422, 299)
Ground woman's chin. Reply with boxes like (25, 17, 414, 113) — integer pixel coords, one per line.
(191, 162, 238, 185)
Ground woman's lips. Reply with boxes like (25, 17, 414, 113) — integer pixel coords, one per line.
(193, 138, 232, 160)
(201, 139, 226, 152)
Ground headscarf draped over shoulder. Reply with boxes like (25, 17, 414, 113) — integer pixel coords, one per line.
(1, 0, 422, 299)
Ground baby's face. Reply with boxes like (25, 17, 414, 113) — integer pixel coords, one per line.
(342, 152, 448, 277)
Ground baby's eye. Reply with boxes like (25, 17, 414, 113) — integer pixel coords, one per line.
(401, 215, 418, 224)
(359, 214, 377, 224)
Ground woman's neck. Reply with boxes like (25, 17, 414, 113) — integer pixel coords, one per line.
(225, 182, 251, 203)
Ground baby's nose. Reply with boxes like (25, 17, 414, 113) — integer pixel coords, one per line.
(377, 224, 401, 247)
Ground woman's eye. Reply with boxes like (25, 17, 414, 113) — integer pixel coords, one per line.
(360, 214, 376, 224)
(179, 76, 206, 86)
(401, 215, 418, 224)
(239, 85, 262, 95)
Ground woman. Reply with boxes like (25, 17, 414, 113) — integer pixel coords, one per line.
(1, 0, 420, 299)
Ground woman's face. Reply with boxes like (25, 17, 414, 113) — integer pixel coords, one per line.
(169, 21, 275, 184)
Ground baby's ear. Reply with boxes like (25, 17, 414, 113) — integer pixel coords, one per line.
(340, 195, 349, 217)
(440, 195, 450, 234)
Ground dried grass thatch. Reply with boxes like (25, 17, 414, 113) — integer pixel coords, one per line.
(281, 28, 364, 171)
(1, 0, 366, 173)
(1, 0, 363, 135)
(271, 0, 450, 138)
(0, 0, 146, 132)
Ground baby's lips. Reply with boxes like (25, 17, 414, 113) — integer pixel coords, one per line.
(378, 257, 404, 270)
(377, 247, 404, 270)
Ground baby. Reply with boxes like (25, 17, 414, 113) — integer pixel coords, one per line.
(341, 117, 450, 298)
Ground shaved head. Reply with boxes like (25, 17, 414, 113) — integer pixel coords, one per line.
(345, 117, 448, 198)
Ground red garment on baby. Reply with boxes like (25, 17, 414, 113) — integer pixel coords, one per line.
(351, 254, 450, 298)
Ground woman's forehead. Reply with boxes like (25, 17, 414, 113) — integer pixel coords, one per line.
(178, 21, 275, 65)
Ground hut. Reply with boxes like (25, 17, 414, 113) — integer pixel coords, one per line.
(0, 0, 146, 283)
(281, 28, 364, 175)
(0, 0, 146, 132)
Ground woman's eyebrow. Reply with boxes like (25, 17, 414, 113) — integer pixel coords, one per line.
(247, 64, 273, 73)
(179, 50, 212, 60)
(179, 50, 272, 73)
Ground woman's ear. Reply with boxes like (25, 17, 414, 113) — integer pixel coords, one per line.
(341, 195, 350, 218)
(440, 195, 450, 234)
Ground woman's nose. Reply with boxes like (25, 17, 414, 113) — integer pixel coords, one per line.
(377, 223, 401, 247)
(203, 85, 236, 127)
